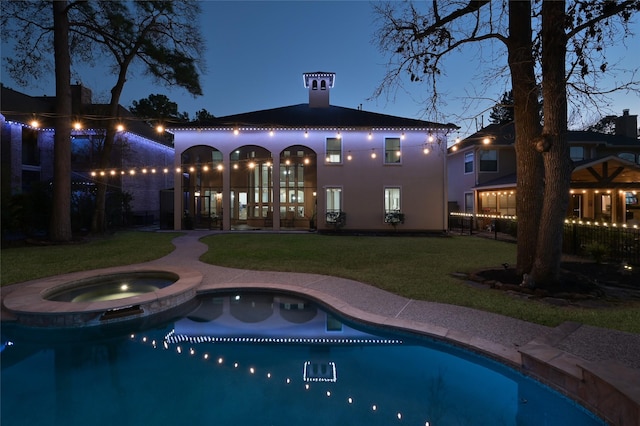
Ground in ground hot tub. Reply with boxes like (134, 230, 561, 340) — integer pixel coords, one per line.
(44, 271, 177, 303)
(2, 267, 202, 328)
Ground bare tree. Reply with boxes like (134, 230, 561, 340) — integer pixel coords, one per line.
(374, 0, 639, 288)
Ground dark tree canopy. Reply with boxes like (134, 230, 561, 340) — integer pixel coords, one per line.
(584, 115, 617, 134)
(195, 108, 216, 122)
(489, 90, 515, 124)
(130, 94, 190, 121)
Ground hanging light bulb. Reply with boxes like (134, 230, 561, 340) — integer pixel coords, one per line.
(347, 151, 352, 161)
(371, 149, 377, 159)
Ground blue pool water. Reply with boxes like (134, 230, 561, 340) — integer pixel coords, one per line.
(1, 291, 604, 426)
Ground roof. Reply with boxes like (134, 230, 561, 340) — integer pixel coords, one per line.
(1, 85, 170, 146)
(449, 121, 640, 153)
(473, 173, 517, 190)
(472, 155, 640, 191)
(172, 104, 458, 130)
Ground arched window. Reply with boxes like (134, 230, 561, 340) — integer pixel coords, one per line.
(312, 80, 318, 90)
(320, 80, 327, 90)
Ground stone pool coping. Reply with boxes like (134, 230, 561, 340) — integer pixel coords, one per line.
(2, 230, 639, 425)
(2, 265, 202, 327)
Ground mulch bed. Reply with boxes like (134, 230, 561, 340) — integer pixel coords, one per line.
(467, 261, 639, 307)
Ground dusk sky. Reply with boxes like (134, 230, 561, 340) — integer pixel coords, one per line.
(2, 1, 639, 138)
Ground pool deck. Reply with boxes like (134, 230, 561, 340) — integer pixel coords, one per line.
(2, 230, 639, 425)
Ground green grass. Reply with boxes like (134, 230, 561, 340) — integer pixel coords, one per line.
(1, 231, 180, 285)
(200, 233, 640, 334)
(2, 231, 638, 334)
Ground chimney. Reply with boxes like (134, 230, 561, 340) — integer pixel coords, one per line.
(615, 109, 638, 139)
(303, 72, 335, 108)
(70, 84, 93, 114)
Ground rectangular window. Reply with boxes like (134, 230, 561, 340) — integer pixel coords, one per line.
(384, 187, 401, 213)
(22, 128, 39, 166)
(325, 187, 343, 225)
(326, 187, 342, 212)
(464, 152, 474, 174)
(326, 138, 342, 163)
(384, 138, 401, 164)
(479, 150, 497, 172)
(570, 146, 584, 161)
(464, 192, 474, 214)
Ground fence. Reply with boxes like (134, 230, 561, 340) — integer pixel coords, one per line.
(448, 213, 640, 265)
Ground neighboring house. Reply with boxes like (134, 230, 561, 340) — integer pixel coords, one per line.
(169, 72, 458, 232)
(1, 84, 174, 228)
(448, 110, 640, 225)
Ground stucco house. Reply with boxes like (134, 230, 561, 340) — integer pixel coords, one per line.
(447, 111, 640, 225)
(1, 84, 174, 230)
(169, 72, 458, 232)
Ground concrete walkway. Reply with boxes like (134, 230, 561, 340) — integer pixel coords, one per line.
(3, 230, 639, 424)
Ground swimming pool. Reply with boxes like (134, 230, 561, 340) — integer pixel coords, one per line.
(1, 291, 604, 426)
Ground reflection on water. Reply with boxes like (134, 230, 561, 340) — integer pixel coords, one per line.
(1, 292, 604, 426)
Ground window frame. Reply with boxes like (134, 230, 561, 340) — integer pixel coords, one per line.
(478, 149, 498, 172)
(325, 137, 342, 164)
(464, 151, 474, 174)
(384, 137, 402, 164)
(384, 186, 401, 214)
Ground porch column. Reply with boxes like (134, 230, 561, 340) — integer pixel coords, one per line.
(174, 153, 183, 230)
(272, 156, 281, 231)
(222, 157, 231, 231)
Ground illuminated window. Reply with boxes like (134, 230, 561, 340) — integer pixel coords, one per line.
(325, 187, 343, 225)
(384, 138, 401, 164)
(384, 187, 401, 213)
(326, 138, 342, 163)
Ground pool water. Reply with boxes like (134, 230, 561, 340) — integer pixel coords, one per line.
(1, 292, 604, 426)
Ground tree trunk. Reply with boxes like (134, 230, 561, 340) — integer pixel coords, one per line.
(508, 0, 543, 276)
(532, 0, 573, 287)
(90, 75, 128, 234)
(49, 0, 73, 242)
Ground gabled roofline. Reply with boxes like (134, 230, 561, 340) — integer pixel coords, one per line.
(573, 154, 640, 171)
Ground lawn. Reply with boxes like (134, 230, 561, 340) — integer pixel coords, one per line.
(200, 233, 640, 333)
(1, 231, 638, 334)
(0, 231, 179, 285)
